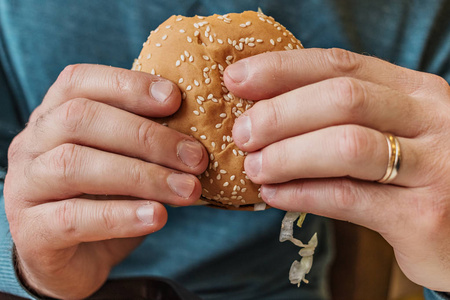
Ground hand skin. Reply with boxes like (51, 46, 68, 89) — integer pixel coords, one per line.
(4, 64, 209, 299)
(225, 48, 450, 292)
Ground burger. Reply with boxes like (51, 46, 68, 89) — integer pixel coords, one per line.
(132, 10, 303, 211)
(132, 10, 316, 286)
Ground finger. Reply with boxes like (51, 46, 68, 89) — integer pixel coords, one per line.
(259, 178, 414, 232)
(36, 64, 181, 120)
(224, 48, 427, 100)
(24, 144, 202, 205)
(232, 77, 425, 152)
(21, 199, 168, 248)
(244, 125, 419, 187)
(28, 98, 208, 173)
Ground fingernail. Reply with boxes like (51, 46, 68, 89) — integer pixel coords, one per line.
(233, 115, 252, 145)
(136, 203, 155, 225)
(262, 185, 277, 200)
(150, 80, 173, 103)
(227, 60, 248, 83)
(177, 140, 204, 168)
(167, 173, 195, 199)
(245, 151, 262, 177)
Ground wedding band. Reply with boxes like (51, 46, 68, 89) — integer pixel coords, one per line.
(378, 133, 401, 184)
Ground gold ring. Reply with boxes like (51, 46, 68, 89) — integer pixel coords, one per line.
(378, 133, 401, 184)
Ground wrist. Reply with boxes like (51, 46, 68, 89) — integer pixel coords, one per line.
(13, 245, 59, 300)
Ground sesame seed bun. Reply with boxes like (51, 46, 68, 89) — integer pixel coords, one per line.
(132, 10, 303, 210)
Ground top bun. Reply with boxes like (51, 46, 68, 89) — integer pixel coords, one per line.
(132, 10, 303, 210)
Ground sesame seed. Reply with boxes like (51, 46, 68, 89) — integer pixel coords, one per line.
(193, 110, 199, 115)
(270, 39, 275, 45)
(223, 182, 229, 187)
(166, 25, 172, 29)
(207, 94, 213, 99)
(288, 43, 294, 49)
(238, 150, 245, 156)
(194, 30, 200, 37)
(186, 85, 192, 91)
(190, 127, 197, 132)
(194, 80, 200, 86)
(155, 43, 161, 47)
(182, 92, 187, 100)
(240, 179, 246, 185)
(220, 169, 227, 174)
(180, 55, 185, 62)
(203, 55, 210, 61)
(211, 98, 218, 103)
(179, 29, 185, 33)
(176, 17, 183, 21)
(256, 39, 263, 43)
(215, 123, 222, 129)
(232, 149, 238, 156)
(146, 54, 152, 59)
(178, 78, 184, 84)
(176, 60, 181, 67)
(199, 106, 205, 113)
(213, 161, 218, 169)
(216, 174, 221, 180)
(277, 37, 282, 42)
(230, 175, 236, 180)
(221, 144, 226, 150)
(205, 78, 211, 84)
(210, 154, 214, 160)
(241, 188, 247, 192)
(240, 23, 247, 28)
(200, 135, 207, 140)
(189, 56, 194, 62)
(246, 21, 252, 26)
(217, 39, 224, 44)
(187, 36, 192, 43)
(259, 17, 266, 22)
(194, 23, 199, 29)
(196, 99, 203, 105)
(211, 64, 217, 69)
(150, 69, 155, 75)
(248, 43, 255, 47)
(211, 142, 216, 148)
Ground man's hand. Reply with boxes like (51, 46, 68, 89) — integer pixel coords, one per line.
(226, 48, 450, 292)
(4, 64, 208, 299)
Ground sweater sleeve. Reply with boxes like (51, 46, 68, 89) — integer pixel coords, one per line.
(424, 289, 450, 300)
(0, 175, 37, 299)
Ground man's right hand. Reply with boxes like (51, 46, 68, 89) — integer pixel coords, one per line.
(3, 64, 208, 299)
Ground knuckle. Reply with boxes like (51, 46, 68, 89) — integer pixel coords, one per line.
(56, 200, 78, 238)
(7, 134, 25, 164)
(99, 202, 120, 232)
(57, 98, 97, 133)
(136, 120, 159, 151)
(49, 144, 81, 183)
(128, 162, 148, 188)
(110, 68, 134, 96)
(337, 126, 371, 166)
(332, 179, 358, 211)
(331, 77, 367, 117)
(54, 64, 82, 94)
(258, 99, 282, 131)
(327, 48, 361, 74)
(425, 73, 450, 94)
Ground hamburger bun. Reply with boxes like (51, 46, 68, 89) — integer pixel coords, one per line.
(132, 10, 303, 210)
